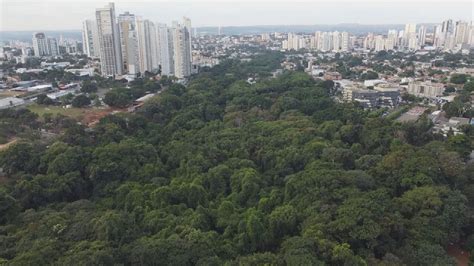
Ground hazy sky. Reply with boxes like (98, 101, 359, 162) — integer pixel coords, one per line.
(0, 0, 473, 31)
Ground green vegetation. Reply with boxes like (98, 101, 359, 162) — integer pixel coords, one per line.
(71, 94, 91, 108)
(450, 73, 470, 84)
(360, 70, 379, 80)
(103, 87, 133, 108)
(464, 80, 474, 92)
(80, 80, 98, 93)
(27, 104, 94, 120)
(0, 52, 473, 265)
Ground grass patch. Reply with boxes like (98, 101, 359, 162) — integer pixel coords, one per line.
(27, 104, 92, 119)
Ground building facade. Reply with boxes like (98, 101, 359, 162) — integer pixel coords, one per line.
(96, 3, 123, 76)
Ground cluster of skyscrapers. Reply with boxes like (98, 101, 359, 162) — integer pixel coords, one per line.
(32, 33, 60, 57)
(364, 20, 473, 52)
(82, 3, 192, 78)
(433, 20, 473, 50)
(281, 20, 473, 53)
(283, 31, 352, 52)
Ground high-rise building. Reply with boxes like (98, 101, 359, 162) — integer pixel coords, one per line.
(118, 12, 140, 74)
(82, 20, 100, 58)
(156, 23, 173, 76)
(441, 19, 454, 35)
(96, 3, 123, 76)
(340, 32, 350, 51)
(454, 21, 470, 45)
(285, 33, 300, 50)
(332, 31, 341, 51)
(137, 18, 159, 73)
(387, 30, 399, 48)
(321, 32, 333, 52)
(418, 26, 427, 46)
(403, 24, 416, 48)
(47, 37, 60, 56)
(310, 31, 321, 50)
(184, 16, 193, 38)
(469, 25, 474, 46)
(32, 32, 60, 57)
(32, 33, 49, 56)
(385, 38, 395, 50)
(171, 18, 192, 78)
(374, 35, 385, 51)
(407, 33, 418, 50)
(363, 33, 375, 50)
(435, 19, 454, 48)
(183, 16, 193, 65)
(405, 24, 417, 34)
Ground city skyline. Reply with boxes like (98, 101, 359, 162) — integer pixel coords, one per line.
(1, 0, 472, 31)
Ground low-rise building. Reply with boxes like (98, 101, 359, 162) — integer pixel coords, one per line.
(374, 84, 401, 108)
(433, 116, 471, 136)
(343, 83, 400, 109)
(324, 72, 342, 80)
(364, 79, 386, 87)
(46, 89, 78, 100)
(407, 81, 444, 98)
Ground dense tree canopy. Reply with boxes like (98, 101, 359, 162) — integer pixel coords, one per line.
(0, 52, 473, 265)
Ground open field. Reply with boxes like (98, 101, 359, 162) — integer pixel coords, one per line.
(27, 104, 121, 126)
(28, 104, 90, 119)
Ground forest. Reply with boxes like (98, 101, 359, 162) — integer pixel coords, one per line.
(0, 52, 473, 265)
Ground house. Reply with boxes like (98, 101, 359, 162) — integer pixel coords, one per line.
(324, 72, 342, 80)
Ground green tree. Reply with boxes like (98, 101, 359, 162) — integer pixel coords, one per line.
(71, 94, 91, 107)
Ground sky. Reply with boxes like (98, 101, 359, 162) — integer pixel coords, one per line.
(0, 0, 473, 31)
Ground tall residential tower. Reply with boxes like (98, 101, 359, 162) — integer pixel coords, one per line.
(96, 3, 123, 76)
(82, 20, 100, 58)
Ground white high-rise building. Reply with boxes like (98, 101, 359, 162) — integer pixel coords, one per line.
(321, 32, 333, 52)
(442, 19, 454, 35)
(363, 33, 375, 50)
(374, 35, 385, 51)
(32, 33, 50, 56)
(387, 30, 399, 48)
(454, 21, 470, 45)
(82, 20, 100, 58)
(311, 31, 321, 50)
(434, 25, 443, 47)
(285, 33, 301, 50)
(137, 18, 159, 73)
(407, 33, 418, 50)
(118, 12, 140, 74)
(96, 3, 123, 76)
(171, 18, 192, 79)
(340, 32, 350, 51)
(156, 23, 173, 76)
(184, 16, 193, 38)
(469, 25, 474, 46)
(32, 33, 59, 57)
(385, 38, 395, 50)
(183, 16, 193, 69)
(403, 24, 416, 48)
(435, 19, 454, 48)
(418, 26, 427, 46)
(332, 31, 341, 51)
(47, 37, 59, 56)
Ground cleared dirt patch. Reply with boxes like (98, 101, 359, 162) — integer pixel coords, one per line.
(0, 138, 17, 151)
